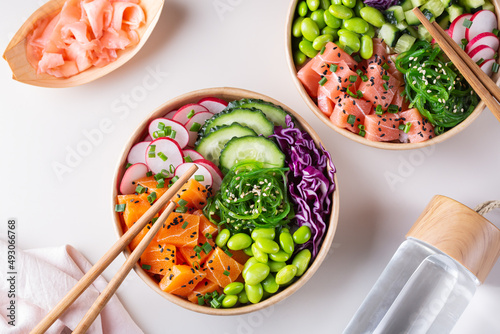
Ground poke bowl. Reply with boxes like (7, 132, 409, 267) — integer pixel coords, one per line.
(286, 0, 500, 150)
(112, 87, 339, 315)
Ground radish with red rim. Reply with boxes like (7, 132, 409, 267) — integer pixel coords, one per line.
(148, 118, 189, 149)
(449, 14, 473, 44)
(174, 162, 213, 190)
(120, 163, 149, 195)
(194, 159, 223, 191)
(466, 32, 499, 53)
(164, 110, 177, 119)
(467, 10, 498, 42)
(198, 97, 228, 114)
(185, 111, 214, 147)
(145, 138, 184, 175)
(468, 45, 496, 63)
(172, 103, 209, 124)
(480, 58, 496, 75)
(183, 149, 204, 162)
(127, 141, 151, 165)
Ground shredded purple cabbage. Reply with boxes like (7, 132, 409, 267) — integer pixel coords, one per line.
(362, 0, 398, 10)
(271, 115, 336, 258)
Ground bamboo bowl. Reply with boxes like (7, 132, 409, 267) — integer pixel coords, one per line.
(111, 87, 339, 315)
(3, 0, 164, 88)
(285, 0, 500, 150)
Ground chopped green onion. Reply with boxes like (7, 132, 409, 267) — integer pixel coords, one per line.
(151, 217, 158, 225)
(154, 173, 164, 181)
(178, 198, 188, 206)
(461, 38, 468, 46)
(358, 130, 366, 137)
(383, 83, 389, 90)
(320, 46, 326, 55)
(382, 63, 389, 70)
(157, 178, 165, 188)
(493, 29, 500, 36)
(463, 18, 473, 29)
(493, 62, 499, 73)
(356, 69, 363, 76)
(361, 75, 368, 82)
(404, 122, 412, 133)
(184, 156, 193, 163)
(349, 75, 358, 82)
(347, 114, 356, 125)
(125, 163, 132, 169)
(146, 171, 153, 177)
(217, 294, 225, 303)
(181, 221, 189, 228)
(210, 299, 221, 309)
(161, 169, 170, 177)
(319, 77, 328, 86)
(190, 122, 202, 132)
(193, 245, 202, 253)
(147, 192, 157, 204)
(158, 122, 165, 130)
(158, 152, 168, 161)
(382, 75, 390, 81)
(171, 176, 179, 184)
(224, 249, 233, 257)
(330, 64, 338, 72)
(387, 104, 399, 113)
(460, 44, 466, 50)
(115, 204, 126, 212)
(135, 185, 146, 194)
(357, 90, 363, 98)
(156, 130, 166, 138)
(205, 232, 213, 239)
(198, 296, 205, 305)
(202, 242, 212, 254)
(223, 270, 230, 276)
(358, 124, 365, 130)
(169, 164, 175, 174)
(398, 124, 405, 131)
(187, 110, 195, 119)
(176, 206, 188, 213)
(343, 45, 354, 55)
(194, 175, 205, 182)
(476, 58, 485, 66)
(148, 152, 156, 158)
(375, 105, 383, 115)
(149, 145, 156, 151)
(353, 54, 361, 62)
(141, 264, 151, 270)
(170, 130, 176, 139)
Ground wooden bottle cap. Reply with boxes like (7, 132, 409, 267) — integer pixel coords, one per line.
(406, 195, 500, 283)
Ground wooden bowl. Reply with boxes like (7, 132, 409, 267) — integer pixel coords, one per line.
(111, 87, 340, 315)
(285, 0, 500, 150)
(3, 0, 164, 88)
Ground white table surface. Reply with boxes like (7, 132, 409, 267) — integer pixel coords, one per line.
(1, 0, 500, 333)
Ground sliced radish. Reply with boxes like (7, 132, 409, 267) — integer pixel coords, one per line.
(198, 97, 228, 114)
(172, 103, 209, 125)
(164, 110, 177, 119)
(148, 118, 190, 149)
(467, 10, 498, 42)
(183, 149, 204, 161)
(120, 163, 148, 195)
(466, 32, 499, 53)
(194, 159, 223, 191)
(127, 141, 151, 165)
(145, 138, 183, 175)
(480, 58, 496, 76)
(185, 111, 214, 147)
(449, 14, 473, 44)
(174, 163, 213, 190)
(143, 134, 153, 141)
(468, 45, 496, 63)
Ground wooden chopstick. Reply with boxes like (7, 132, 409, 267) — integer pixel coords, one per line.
(413, 8, 500, 122)
(30, 164, 198, 334)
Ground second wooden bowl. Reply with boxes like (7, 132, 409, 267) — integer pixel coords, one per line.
(111, 87, 340, 315)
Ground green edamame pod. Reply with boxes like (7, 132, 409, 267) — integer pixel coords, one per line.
(320, 0, 331, 10)
(227, 233, 252, 250)
(222, 295, 238, 308)
(215, 229, 230, 248)
(359, 6, 385, 28)
(364, 24, 375, 38)
(293, 226, 312, 244)
(354, 0, 365, 16)
(360, 35, 374, 59)
(262, 274, 280, 294)
(224, 282, 244, 295)
(324, 10, 342, 28)
(337, 28, 359, 38)
(242, 257, 259, 278)
(342, 0, 357, 9)
(292, 17, 305, 37)
(339, 33, 360, 52)
(322, 27, 339, 40)
(238, 291, 249, 304)
(243, 246, 254, 257)
(301, 18, 320, 42)
(269, 250, 291, 262)
(299, 40, 319, 58)
(344, 17, 369, 34)
(313, 34, 334, 50)
(310, 9, 326, 29)
(307, 0, 320, 11)
(244, 263, 270, 285)
(255, 237, 280, 254)
(268, 260, 287, 272)
(292, 249, 312, 276)
(245, 283, 264, 304)
(297, 1, 309, 17)
(330, 0, 342, 4)
(251, 228, 275, 241)
(279, 231, 295, 254)
(252, 243, 269, 263)
(275, 265, 298, 285)
(329, 4, 354, 20)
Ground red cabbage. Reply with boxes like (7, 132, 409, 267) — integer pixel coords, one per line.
(362, 0, 399, 10)
(271, 115, 336, 257)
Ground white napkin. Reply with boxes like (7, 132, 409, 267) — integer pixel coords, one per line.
(0, 240, 143, 334)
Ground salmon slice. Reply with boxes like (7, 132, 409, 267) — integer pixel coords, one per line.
(390, 86, 410, 113)
(116, 193, 156, 228)
(204, 248, 244, 288)
(387, 55, 404, 85)
(192, 210, 218, 237)
(129, 223, 152, 251)
(137, 175, 169, 198)
(400, 108, 435, 143)
(297, 59, 321, 99)
(318, 85, 335, 116)
(311, 42, 358, 74)
(359, 64, 399, 111)
(366, 38, 388, 66)
(157, 213, 200, 248)
(330, 94, 372, 133)
(187, 279, 222, 304)
(364, 113, 400, 141)
(319, 60, 359, 101)
(140, 243, 177, 275)
(179, 232, 215, 266)
(159, 265, 206, 297)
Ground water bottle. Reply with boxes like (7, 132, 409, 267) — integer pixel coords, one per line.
(343, 195, 500, 334)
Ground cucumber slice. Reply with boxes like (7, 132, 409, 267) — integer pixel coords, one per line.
(405, 9, 421, 25)
(483, 0, 495, 11)
(411, 0, 427, 7)
(195, 124, 257, 166)
(396, 21, 409, 31)
(406, 26, 419, 38)
(421, 0, 446, 17)
(201, 107, 274, 137)
(226, 99, 289, 127)
(394, 34, 417, 53)
(447, 4, 464, 22)
(385, 6, 405, 24)
(440, 0, 453, 7)
(401, 0, 413, 11)
(418, 25, 433, 42)
(219, 136, 285, 172)
(438, 14, 450, 30)
(459, 0, 485, 9)
(378, 23, 401, 47)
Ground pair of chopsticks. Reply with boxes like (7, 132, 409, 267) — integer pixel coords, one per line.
(413, 8, 500, 123)
(30, 165, 198, 334)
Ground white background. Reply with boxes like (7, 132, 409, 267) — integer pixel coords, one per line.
(1, 0, 500, 333)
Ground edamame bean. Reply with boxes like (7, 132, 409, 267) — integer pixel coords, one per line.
(310, 9, 326, 29)
(330, 0, 342, 4)
(329, 4, 353, 20)
(275, 265, 298, 285)
(262, 274, 279, 294)
(301, 18, 320, 42)
(342, 0, 357, 8)
(344, 17, 369, 34)
(251, 228, 275, 241)
(364, 24, 375, 38)
(293, 226, 312, 244)
(215, 229, 230, 248)
(222, 295, 238, 308)
(243, 246, 254, 257)
(279, 231, 295, 254)
(244, 263, 270, 285)
(292, 249, 312, 276)
(322, 27, 339, 39)
(307, 0, 320, 11)
(255, 237, 280, 254)
(245, 283, 264, 304)
(227, 233, 252, 250)
(292, 17, 305, 37)
(324, 10, 342, 28)
(252, 243, 269, 263)
(224, 282, 244, 295)
(299, 40, 318, 58)
(238, 291, 249, 304)
(242, 257, 259, 278)
(354, 0, 365, 16)
(359, 6, 385, 28)
(312, 34, 333, 50)
(338, 28, 359, 37)
(297, 1, 308, 17)
(320, 0, 331, 10)
(269, 250, 291, 262)
(360, 35, 374, 60)
(268, 260, 287, 272)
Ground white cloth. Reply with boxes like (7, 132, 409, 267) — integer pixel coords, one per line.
(0, 240, 143, 334)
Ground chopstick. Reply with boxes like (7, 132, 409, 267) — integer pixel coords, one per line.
(30, 164, 198, 334)
(412, 8, 500, 123)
